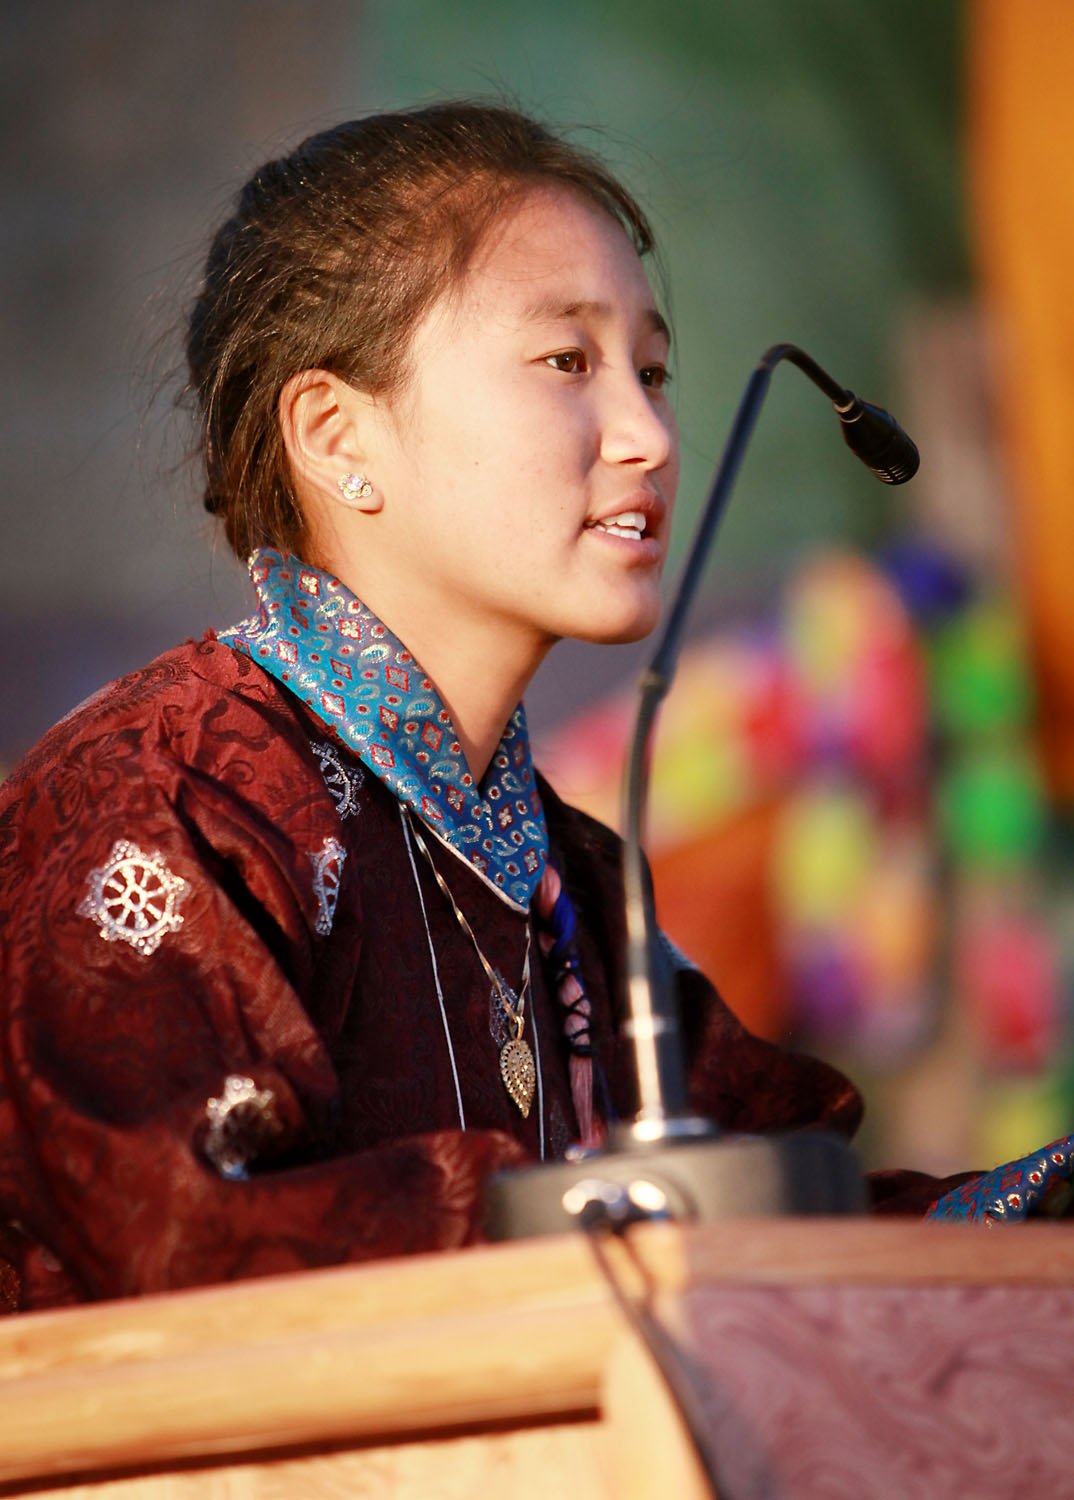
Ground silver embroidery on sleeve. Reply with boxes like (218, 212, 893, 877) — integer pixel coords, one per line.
(310, 835, 346, 934)
(312, 740, 365, 819)
(204, 1075, 279, 1181)
(78, 840, 187, 955)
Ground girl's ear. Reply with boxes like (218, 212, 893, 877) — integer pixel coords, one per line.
(278, 369, 384, 514)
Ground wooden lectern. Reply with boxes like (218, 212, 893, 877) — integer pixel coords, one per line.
(1, 1221, 1072, 1499)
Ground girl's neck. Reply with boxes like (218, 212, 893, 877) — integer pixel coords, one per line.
(340, 572, 551, 782)
(400, 613, 552, 782)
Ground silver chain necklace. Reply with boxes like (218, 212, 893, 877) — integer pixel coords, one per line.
(404, 808, 536, 1117)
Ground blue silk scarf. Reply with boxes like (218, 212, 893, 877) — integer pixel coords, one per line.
(219, 548, 548, 911)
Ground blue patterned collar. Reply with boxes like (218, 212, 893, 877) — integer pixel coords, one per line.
(219, 549, 548, 911)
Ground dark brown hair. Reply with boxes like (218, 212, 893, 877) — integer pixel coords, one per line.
(186, 101, 656, 561)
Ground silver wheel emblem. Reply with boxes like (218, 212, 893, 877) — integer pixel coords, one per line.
(79, 839, 187, 955)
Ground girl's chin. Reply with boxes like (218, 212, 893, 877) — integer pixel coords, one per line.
(571, 599, 663, 647)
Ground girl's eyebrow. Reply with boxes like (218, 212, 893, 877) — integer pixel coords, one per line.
(521, 296, 671, 344)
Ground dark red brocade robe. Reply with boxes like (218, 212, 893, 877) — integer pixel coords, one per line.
(0, 637, 950, 1313)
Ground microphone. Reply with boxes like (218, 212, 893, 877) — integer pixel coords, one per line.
(620, 343, 920, 1140)
(485, 343, 910, 1239)
(834, 394, 920, 485)
(761, 342, 919, 485)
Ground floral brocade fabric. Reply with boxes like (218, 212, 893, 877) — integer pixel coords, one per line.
(219, 550, 547, 910)
(0, 625, 966, 1313)
(927, 1135, 1074, 1223)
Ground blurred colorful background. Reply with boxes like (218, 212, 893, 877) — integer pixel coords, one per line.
(3, 1, 1073, 1175)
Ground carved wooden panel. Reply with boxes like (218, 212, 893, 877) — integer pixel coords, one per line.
(676, 1284, 1074, 1499)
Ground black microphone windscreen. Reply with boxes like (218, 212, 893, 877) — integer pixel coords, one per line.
(835, 396, 920, 485)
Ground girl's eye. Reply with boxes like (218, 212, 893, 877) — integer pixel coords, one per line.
(640, 364, 672, 390)
(544, 350, 587, 374)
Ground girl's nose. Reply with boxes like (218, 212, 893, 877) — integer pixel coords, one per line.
(599, 375, 676, 471)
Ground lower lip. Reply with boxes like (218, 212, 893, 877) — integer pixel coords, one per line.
(585, 525, 663, 563)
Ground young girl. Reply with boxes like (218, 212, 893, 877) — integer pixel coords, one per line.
(0, 103, 1033, 1314)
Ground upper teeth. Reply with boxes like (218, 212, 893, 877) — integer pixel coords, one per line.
(593, 511, 646, 537)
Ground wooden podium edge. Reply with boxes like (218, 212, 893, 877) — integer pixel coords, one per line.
(0, 1233, 621, 1485)
(1, 1220, 1071, 1487)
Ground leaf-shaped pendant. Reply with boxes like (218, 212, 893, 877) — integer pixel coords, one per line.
(500, 1036, 536, 1118)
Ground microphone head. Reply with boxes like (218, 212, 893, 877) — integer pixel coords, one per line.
(835, 396, 920, 485)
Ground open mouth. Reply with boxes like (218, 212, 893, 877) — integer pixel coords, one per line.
(587, 510, 647, 542)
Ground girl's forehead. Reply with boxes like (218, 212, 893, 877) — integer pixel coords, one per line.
(456, 186, 660, 326)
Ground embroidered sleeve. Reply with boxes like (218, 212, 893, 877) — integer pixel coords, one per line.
(0, 678, 525, 1308)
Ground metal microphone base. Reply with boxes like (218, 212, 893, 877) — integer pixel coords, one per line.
(484, 1120, 865, 1240)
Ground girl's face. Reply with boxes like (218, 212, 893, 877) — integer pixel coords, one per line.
(367, 185, 680, 656)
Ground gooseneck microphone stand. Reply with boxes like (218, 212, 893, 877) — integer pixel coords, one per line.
(485, 345, 919, 1239)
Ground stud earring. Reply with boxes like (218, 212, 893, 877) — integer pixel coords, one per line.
(337, 472, 374, 504)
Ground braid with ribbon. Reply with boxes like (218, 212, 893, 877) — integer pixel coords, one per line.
(534, 859, 608, 1150)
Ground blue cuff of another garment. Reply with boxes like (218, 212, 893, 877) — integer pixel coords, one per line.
(927, 1133, 1074, 1223)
